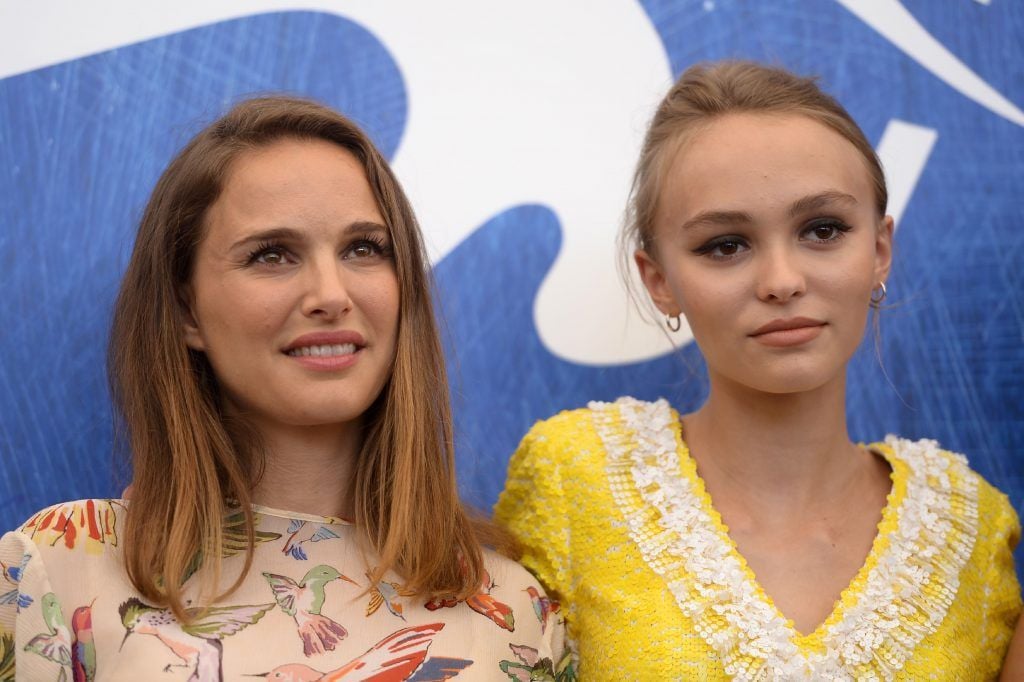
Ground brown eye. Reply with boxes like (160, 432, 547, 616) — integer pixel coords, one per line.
(803, 220, 850, 244)
(694, 236, 750, 261)
(246, 243, 293, 266)
(258, 250, 286, 264)
(343, 237, 391, 260)
(813, 225, 837, 240)
(351, 243, 375, 258)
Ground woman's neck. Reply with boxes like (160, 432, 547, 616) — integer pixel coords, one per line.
(249, 420, 361, 520)
(682, 370, 878, 523)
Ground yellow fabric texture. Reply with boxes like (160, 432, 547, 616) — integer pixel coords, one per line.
(495, 402, 1021, 680)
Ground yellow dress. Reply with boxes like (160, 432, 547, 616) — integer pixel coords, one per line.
(495, 397, 1021, 681)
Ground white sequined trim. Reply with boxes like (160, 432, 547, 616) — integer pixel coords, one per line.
(592, 397, 979, 681)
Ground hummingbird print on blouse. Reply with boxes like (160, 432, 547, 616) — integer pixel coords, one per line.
(70, 600, 97, 682)
(365, 569, 417, 621)
(118, 597, 275, 681)
(263, 564, 357, 656)
(281, 519, 342, 561)
(24, 592, 72, 680)
(499, 642, 577, 682)
(0, 553, 32, 611)
(176, 511, 284, 585)
(524, 586, 559, 634)
(425, 567, 515, 632)
(251, 622, 459, 681)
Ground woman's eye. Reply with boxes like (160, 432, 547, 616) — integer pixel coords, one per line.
(803, 221, 850, 243)
(344, 238, 392, 260)
(716, 241, 743, 256)
(246, 244, 293, 266)
(695, 238, 749, 261)
(256, 249, 287, 264)
(350, 242, 377, 258)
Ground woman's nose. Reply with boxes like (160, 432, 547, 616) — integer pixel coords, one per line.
(755, 247, 806, 303)
(301, 259, 353, 320)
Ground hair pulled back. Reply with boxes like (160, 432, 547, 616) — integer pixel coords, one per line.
(622, 60, 887, 261)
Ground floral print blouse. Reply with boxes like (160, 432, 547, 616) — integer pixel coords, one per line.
(496, 397, 1021, 680)
(0, 501, 574, 681)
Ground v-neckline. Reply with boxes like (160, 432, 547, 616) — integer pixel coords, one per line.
(592, 396, 980, 678)
(671, 417, 905, 644)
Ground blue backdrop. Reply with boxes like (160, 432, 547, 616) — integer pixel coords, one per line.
(1, 1, 1022, 577)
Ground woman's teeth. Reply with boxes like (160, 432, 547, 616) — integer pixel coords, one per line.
(288, 343, 356, 357)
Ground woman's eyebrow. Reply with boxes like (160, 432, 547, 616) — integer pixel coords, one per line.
(678, 192, 858, 233)
(789, 191, 858, 216)
(679, 209, 753, 232)
(229, 227, 304, 251)
(344, 220, 389, 235)
(229, 221, 389, 251)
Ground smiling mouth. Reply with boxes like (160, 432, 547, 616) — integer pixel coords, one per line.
(285, 343, 357, 358)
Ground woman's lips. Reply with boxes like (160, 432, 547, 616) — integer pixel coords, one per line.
(750, 318, 826, 347)
(283, 331, 365, 371)
(288, 349, 361, 371)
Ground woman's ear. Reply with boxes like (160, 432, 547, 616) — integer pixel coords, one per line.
(875, 215, 895, 285)
(635, 249, 681, 316)
(179, 286, 205, 352)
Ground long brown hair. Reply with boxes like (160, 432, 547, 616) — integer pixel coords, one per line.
(622, 60, 888, 267)
(110, 96, 492, 621)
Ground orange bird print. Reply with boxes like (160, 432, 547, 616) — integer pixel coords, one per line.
(426, 567, 514, 632)
(252, 622, 460, 681)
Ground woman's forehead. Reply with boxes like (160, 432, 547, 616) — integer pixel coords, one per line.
(656, 112, 874, 223)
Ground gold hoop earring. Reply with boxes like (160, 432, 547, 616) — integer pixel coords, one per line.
(666, 314, 682, 332)
(870, 281, 887, 307)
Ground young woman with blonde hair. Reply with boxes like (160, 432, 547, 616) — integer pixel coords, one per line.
(498, 61, 1020, 679)
(0, 96, 572, 680)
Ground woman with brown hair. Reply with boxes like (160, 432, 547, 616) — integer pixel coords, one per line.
(497, 61, 1020, 679)
(0, 96, 572, 681)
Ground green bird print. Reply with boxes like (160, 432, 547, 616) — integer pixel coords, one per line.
(263, 564, 357, 657)
(24, 592, 72, 680)
(499, 643, 577, 682)
(119, 597, 274, 681)
(177, 511, 284, 585)
(1, 632, 16, 681)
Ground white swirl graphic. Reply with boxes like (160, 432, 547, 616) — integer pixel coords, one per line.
(0, 1, 1014, 364)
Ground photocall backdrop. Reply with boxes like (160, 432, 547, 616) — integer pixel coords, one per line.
(1, 1, 1022, 576)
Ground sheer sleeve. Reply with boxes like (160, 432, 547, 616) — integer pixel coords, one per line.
(1, 529, 72, 681)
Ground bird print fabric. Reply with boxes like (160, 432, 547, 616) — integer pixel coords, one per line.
(0, 500, 572, 681)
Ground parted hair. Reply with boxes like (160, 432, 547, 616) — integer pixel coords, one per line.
(622, 60, 888, 262)
(109, 96, 496, 621)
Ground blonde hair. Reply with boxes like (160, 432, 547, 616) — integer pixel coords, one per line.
(622, 60, 887, 262)
(110, 96, 496, 621)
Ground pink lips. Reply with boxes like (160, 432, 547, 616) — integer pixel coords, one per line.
(283, 331, 366, 371)
(749, 317, 826, 348)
